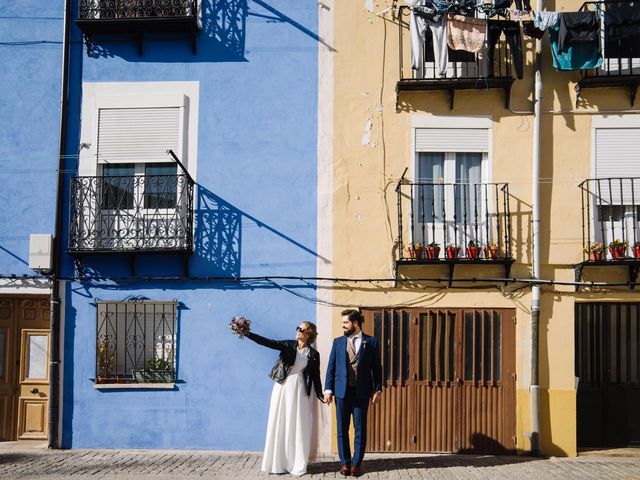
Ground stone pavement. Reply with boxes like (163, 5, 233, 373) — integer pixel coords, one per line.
(1, 444, 640, 480)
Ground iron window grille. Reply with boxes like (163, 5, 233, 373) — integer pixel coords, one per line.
(79, 0, 198, 20)
(95, 299, 177, 384)
(576, 0, 640, 106)
(579, 177, 640, 261)
(68, 171, 194, 253)
(396, 181, 513, 260)
(396, 6, 516, 109)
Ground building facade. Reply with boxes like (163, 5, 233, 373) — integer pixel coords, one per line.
(0, 0, 64, 442)
(319, 0, 640, 457)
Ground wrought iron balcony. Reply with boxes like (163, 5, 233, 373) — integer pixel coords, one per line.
(396, 6, 516, 109)
(576, 1, 640, 106)
(77, 0, 201, 55)
(68, 173, 194, 254)
(576, 178, 640, 288)
(395, 179, 513, 284)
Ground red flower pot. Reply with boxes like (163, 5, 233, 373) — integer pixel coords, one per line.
(609, 246, 626, 259)
(588, 251, 603, 262)
(634, 245, 640, 259)
(466, 246, 479, 260)
(445, 247, 460, 259)
(425, 246, 440, 259)
(406, 246, 424, 260)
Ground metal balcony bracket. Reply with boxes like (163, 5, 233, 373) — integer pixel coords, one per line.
(576, 76, 640, 108)
(83, 34, 93, 56)
(183, 254, 190, 278)
(136, 30, 144, 56)
(504, 261, 512, 286)
(573, 260, 640, 291)
(503, 85, 512, 110)
(130, 255, 137, 277)
(448, 88, 455, 110)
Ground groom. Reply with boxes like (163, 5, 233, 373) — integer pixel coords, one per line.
(324, 309, 382, 477)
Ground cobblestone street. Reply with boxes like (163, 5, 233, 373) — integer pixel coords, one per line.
(1, 445, 640, 479)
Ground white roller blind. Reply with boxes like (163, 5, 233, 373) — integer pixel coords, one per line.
(595, 128, 640, 204)
(97, 107, 181, 164)
(415, 128, 489, 153)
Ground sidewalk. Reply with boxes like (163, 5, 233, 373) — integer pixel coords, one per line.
(1, 444, 640, 479)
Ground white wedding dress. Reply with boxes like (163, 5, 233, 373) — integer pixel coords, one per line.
(261, 346, 315, 476)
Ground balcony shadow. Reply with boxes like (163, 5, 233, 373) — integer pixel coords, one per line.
(84, 0, 248, 62)
(192, 186, 241, 277)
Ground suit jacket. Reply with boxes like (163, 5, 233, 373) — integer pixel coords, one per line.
(325, 333, 382, 399)
(246, 332, 324, 401)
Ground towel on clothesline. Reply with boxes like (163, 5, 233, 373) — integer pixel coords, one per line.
(447, 14, 487, 53)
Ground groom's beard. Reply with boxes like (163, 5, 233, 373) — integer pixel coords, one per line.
(343, 325, 356, 336)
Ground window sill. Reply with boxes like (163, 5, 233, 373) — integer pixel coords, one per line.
(93, 383, 175, 390)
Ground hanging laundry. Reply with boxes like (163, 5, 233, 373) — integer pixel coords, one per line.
(558, 12, 599, 53)
(533, 10, 560, 31)
(407, 0, 449, 76)
(549, 25, 602, 71)
(523, 21, 545, 39)
(493, 0, 513, 10)
(605, 2, 640, 58)
(487, 20, 524, 78)
(447, 14, 487, 53)
(514, 0, 531, 11)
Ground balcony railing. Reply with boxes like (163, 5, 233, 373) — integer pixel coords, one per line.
(576, 1, 640, 106)
(396, 181, 513, 263)
(68, 174, 194, 254)
(579, 177, 640, 261)
(397, 6, 516, 109)
(77, 0, 201, 55)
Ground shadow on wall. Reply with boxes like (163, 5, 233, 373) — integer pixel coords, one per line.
(69, 183, 322, 279)
(86, 0, 248, 62)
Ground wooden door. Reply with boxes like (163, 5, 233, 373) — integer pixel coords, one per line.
(0, 297, 50, 441)
(363, 307, 516, 454)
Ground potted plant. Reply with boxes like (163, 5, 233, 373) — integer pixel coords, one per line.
(96, 338, 115, 384)
(466, 241, 481, 260)
(133, 358, 175, 383)
(485, 241, 499, 259)
(608, 239, 628, 260)
(445, 243, 460, 259)
(584, 242, 604, 261)
(634, 241, 640, 259)
(425, 242, 440, 259)
(405, 242, 424, 260)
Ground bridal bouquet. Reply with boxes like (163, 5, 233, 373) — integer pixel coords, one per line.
(229, 316, 251, 338)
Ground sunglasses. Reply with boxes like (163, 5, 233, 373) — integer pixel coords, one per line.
(296, 326, 308, 334)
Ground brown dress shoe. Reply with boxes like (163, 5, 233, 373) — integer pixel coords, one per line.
(340, 464, 351, 476)
(350, 465, 361, 477)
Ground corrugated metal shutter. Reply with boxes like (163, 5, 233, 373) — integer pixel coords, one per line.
(415, 128, 489, 153)
(97, 107, 181, 164)
(595, 128, 640, 204)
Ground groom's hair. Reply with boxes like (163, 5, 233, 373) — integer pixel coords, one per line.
(341, 309, 364, 327)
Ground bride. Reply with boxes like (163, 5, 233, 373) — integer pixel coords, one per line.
(244, 321, 324, 476)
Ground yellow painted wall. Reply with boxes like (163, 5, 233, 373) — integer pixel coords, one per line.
(326, 0, 640, 458)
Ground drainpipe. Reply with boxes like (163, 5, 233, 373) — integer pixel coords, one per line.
(529, 0, 543, 458)
(49, 0, 71, 449)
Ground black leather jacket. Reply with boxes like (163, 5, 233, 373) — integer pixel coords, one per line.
(246, 332, 324, 401)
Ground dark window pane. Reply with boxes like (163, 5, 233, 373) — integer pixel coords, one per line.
(483, 311, 491, 381)
(101, 164, 135, 210)
(402, 311, 411, 382)
(383, 310, 391, 382)
(144, 163, 177, 209)
(474, 311, 482, 381)
(393, 311, 400, 382)
(464, 312, 474, 381)
(493, 311, 502, 382)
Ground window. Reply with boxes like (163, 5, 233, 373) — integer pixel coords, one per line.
(71, 82, 199, 252)
(591, 125, 640, 247)
(95, 300, 177, 384)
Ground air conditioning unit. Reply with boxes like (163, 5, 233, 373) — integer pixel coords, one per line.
(29, 234, 53, 273)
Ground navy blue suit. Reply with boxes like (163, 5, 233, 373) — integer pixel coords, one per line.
(325, 334, 382, 467)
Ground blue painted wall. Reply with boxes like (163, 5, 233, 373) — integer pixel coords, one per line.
(0, 2, 63, 274)
(61, 0, 319, 449)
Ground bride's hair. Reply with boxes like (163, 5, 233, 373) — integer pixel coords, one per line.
(302, 321, 318, 344)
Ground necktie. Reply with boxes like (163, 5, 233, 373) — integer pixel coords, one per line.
(351, 336, 357, 354)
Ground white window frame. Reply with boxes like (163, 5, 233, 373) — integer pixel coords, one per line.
(410, 116, 492, 247)
(78, 82, 199, 250)
(590, 116, 640, 249)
